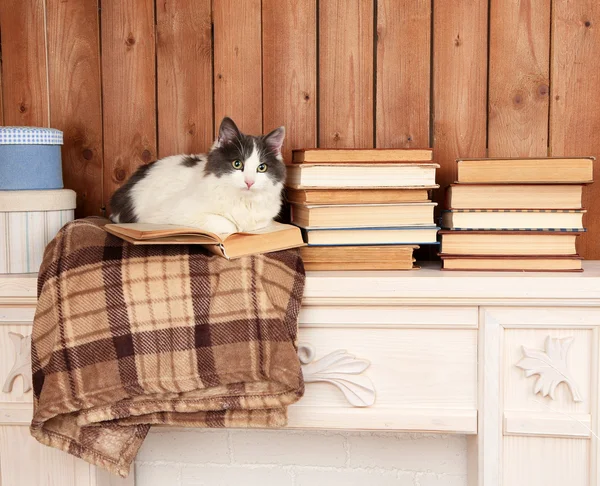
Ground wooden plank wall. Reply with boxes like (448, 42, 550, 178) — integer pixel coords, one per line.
(0, 0, 599, 259)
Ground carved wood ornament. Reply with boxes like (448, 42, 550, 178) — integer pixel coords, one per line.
(2, 332, 32, 394)
(298, 343, 376, 407)
(516, 336, 582, 402)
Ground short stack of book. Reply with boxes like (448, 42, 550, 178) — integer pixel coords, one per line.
(439, 157, 595, 272)
(286, 148, 440, 270)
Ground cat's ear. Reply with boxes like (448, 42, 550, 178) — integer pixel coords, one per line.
(217, 117, 241, 146)
(264, 126, 285, 156)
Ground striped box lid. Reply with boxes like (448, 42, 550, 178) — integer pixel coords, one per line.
(0, 126, 63, 145)
(0, 189, 76, 212)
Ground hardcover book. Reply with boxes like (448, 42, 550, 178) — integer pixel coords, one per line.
(439, 230, 580, 256)
(441, 209, 586, 231)
(292, 203, 437, 228)
(292, 148, 433, 163)
(456, 157, 594, 184)
(439, 254, 583, 272)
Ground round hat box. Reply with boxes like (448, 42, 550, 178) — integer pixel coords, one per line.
(0, 189, 76, 273)
(0, 126, 64, 190)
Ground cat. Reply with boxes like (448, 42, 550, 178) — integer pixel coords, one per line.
(109, 117, 286, 235)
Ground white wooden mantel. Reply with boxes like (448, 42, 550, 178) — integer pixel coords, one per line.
(2, 262, 600, 486)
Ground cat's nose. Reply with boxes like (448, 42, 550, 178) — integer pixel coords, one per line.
(245, 180, 254, 189)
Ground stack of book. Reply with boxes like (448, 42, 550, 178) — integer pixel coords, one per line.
(286, 148, 440, 270)
(439, 157, 595, 272)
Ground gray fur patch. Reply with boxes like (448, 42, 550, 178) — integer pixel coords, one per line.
(109, 162, 155, 223)
(181, 155, 202, 167)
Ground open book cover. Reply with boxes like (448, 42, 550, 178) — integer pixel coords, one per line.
(105, 222, 305, 260)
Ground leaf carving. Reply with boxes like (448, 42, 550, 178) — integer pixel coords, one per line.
(298, 344, 376, 407)
(2, 332, 32, 394)
(516, 336, 582, 402)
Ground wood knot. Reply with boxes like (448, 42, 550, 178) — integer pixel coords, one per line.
(125, 34, 136, 47)
(333, 132, 341, 142)
(513, 93, 524, 106)
(141, 149, 152, 162)
(407, 135, 413, 142)
(538, 84, 549, 96)
(302, 92, 310, 101)
(454, 35, 461, 47)
(187, 122, 196, 135)
(18, 103, 27, 113)
(82, 149, 93, 160)
(114, 168, 127, 182)
(217, 73, 223, 80)
(585, 20, 591, 28)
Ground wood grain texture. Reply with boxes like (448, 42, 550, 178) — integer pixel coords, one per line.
(0, 0, 49, 126)
(376, 0, 430, 148)
(101, 0, 157, 211)
(550, 0, 600, 259)
(262, 0, 317, 162)
(46, 0, 104, 217)
(213, 0, 262, 135)
(156, 0, 213, 157)
(488, 0, 551, 157)
(433, 0, 488, 199)
(319, 0, 373, 148)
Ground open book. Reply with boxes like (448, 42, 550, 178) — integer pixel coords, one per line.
(105, 222, 305, 260)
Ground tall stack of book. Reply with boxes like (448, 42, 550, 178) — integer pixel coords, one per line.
(286, 149, 440, 270)
(439, 157, 595, 272)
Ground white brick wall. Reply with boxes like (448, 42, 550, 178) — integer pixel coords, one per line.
(136, 429, 468, 486)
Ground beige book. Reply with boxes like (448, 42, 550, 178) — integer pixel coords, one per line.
(292, 148, 433, 163)
(440, 255, 583, 272)
(291, 203, 437, 228)
(439, 231, 579, 256)
(285, 187, 434, 205)
(456, 157, 594, 183)
(105, 222, 304, 260)
(447, 184, 583, 209)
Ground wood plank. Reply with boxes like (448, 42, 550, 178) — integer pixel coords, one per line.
(319, 0, 373, 148)
(213, 0, 262, 135)
(0, 0, 49, 126)
(550, 0, 600, 259)
(101, 0, 156, 212)
(376, 0, 430, 148)
(432, 1, 488, 199)
(262, 0, 317, 162)
(156, 0, 213, 157)
(488, 0, 551, 157)
(46, 0, 104, 217)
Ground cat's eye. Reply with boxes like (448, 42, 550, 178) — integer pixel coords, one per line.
(232, 160, 243, 170)
(257, 163, 268, 173)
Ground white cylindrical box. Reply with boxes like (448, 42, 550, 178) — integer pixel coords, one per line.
(0, 189, 76, 273)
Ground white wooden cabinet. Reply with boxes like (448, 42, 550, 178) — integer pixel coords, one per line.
(2, 263, 600, 486)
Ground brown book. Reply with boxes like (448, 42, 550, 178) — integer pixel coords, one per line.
(456, 157, 594, 183)
(440, 254, 583, 272)
(302, 245, 419, 271)
(105, 222, 304, 260)
(286, 163, 439, 189)
(291, 203, 437, 228)
(292, 148, 433, 163)
(446, 184, 584, 209)
(286, 187, 434, 205)
(439, 230, 580, 256)
(441, 209, 586, 231)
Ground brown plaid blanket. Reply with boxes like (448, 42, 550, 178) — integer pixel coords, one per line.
(30, 217, 305, 477)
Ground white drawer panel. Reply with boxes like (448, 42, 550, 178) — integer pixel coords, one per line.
(290, 327, 477, 433)
(299, 305, 478, 328)
(0, 304, 36, 323)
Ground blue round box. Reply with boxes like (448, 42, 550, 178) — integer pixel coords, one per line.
(0, 127, 64, 190)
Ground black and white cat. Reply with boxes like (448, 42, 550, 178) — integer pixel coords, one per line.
(109, 117, 286, 235)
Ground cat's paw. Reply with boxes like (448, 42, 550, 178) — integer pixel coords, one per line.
(202, 215, 239, 235)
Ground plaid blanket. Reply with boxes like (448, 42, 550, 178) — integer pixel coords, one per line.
(30, 217, 305, 477)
